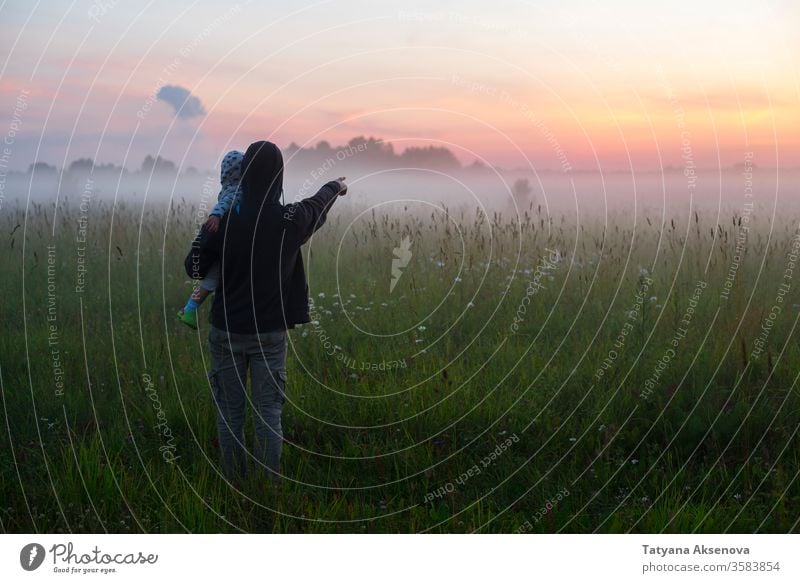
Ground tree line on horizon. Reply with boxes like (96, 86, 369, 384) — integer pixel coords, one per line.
(15, 136, 481, 177)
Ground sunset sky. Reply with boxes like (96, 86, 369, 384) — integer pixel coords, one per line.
(1, 0, 798, 172)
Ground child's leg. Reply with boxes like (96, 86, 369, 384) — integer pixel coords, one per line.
(183, 285, 211, 313)
(190, 285, 212, 303)
(182, 263, 219, 313)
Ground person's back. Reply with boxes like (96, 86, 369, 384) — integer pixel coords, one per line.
(211, 191, 298, 334)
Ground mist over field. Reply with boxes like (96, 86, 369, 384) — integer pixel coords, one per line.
(6, 153, 799, 218)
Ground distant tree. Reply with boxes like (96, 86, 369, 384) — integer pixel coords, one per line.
(512, 178, 532, 200)
(141, 155, 176, 174)
(28, 161, 57, 174)
(68, 158, 95, 174)
(281, 137, 461, 170)
(315, 140, 332, 155)
(345, 136, 395, 165)
(141, 155, 155, 172)
(94, 162, 125, 176)
(400, 146, 460, 170)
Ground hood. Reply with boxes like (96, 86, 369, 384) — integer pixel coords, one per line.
(241, 141, 284, 206)
(220, 150, 244, 188)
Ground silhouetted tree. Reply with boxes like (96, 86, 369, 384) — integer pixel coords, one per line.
(315, 140, 333, 155)
(141, 155, 176, 174)
(28, 162, 57, 174)
(68, 158, 95, 175)
(466, 159, 488, 172)
(400, 146, 460, 170)
(512, 178, 532, 200)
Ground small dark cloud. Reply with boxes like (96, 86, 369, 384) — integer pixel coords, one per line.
(156, 85, 206, 119)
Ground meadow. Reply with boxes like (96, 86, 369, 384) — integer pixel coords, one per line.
(1, 193, 799, 533)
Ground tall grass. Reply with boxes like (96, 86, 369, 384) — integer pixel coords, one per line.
(1, 196, 798, 533)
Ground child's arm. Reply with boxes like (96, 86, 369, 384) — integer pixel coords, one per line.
(209, 188, 238, 218)
(205, 188, 239, 232)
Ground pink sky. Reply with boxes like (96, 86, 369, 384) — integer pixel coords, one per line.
(1, 0, 798, 172)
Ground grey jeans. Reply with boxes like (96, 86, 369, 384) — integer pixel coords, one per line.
(208, 326, 288, 482)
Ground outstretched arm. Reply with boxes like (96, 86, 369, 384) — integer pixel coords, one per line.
(283, 178, 347, 245)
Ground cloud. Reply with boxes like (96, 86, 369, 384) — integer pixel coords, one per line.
(156, 85, 206, 119)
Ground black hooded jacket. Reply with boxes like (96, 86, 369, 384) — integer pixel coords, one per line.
(185, 140, 343, 333)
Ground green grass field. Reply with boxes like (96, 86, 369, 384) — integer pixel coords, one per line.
(1, 197, 799, 533)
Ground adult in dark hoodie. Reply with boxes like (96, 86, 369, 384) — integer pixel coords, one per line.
(190, 140, 346, 481)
